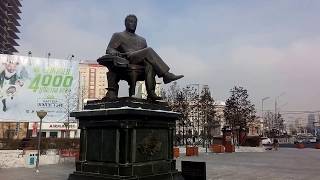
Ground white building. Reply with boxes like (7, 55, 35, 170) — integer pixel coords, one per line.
(28, 122, 79, 138)
(135, 80, 162, 99)
(212, 101, 226, 136)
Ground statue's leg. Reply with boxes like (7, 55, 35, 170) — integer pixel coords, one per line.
(144, 61, 161, 100)
(128, 47, 170, 77)
(104, 70, 119, 100)
(128, 71, 138, 97)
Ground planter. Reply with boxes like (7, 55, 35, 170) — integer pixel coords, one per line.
(315, 143, 320, 149)
(186, 146, 199, 156)
(225, 144, 235, 153)
(296, 143, 305, 149)
(173, 147, 179, 158)
(210, 144, 225, 153)
(194, 146, 199, 155)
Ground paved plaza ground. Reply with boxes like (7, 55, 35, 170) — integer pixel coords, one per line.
(0, 148, 319, 180)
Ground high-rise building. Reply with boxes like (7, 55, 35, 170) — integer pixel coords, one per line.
(0, 0, 22, 54)
(78, 63, 108, 108)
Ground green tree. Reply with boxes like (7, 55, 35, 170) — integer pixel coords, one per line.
(224, 86, 256, 132)
(199, 86, 217, 144)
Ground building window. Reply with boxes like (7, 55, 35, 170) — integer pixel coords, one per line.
(49, 132, 58, 138)
(61, 131, 65, 138)
(41, 132, 46, 138)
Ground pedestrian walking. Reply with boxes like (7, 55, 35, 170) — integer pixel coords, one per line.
(273, 138, 279, 150)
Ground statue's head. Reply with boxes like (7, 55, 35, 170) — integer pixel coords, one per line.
(125, 14, 137, 33)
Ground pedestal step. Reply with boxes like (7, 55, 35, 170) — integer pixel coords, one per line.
(68, 171, 184, 180)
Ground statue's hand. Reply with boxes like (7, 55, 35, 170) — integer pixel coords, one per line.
(106, 49, 121, 57)
(110, 51, 121, 57)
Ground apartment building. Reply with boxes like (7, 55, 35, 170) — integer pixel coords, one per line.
(0, 0, 22, 54)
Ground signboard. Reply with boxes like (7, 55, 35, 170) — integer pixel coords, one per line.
(28, 122, 78, 130)
(0, 54, 79, 122)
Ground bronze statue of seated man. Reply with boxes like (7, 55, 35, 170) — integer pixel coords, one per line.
(98, 14, 183, 101)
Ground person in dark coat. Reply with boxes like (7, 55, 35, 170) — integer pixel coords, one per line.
(273, 138, 279, 150)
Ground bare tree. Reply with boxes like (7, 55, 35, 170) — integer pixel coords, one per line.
(264, 111, 285, 137)
(164, 82, 197, 145)
(60, 89, 79, 138)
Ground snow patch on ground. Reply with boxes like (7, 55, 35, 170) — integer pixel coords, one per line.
(235, 146, 266, 152)
(176, 146, 266, 154)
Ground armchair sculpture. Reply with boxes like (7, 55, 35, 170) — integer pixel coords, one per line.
(97, 54, 151, 97)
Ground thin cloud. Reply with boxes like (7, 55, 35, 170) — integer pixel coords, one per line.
(15, 0, 320, 119)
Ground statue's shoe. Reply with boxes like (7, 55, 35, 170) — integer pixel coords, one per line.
(147, 94, 162, 101)
(163, 72, 184, 84)
(101, 92, 118, 101)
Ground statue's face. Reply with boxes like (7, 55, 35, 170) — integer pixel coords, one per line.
(125, 16, 137, 33)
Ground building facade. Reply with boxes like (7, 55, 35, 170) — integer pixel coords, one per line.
(78, 62, 108, 109)
(0, 0, 22, 54)
(248, 117, 264, 136)
(212, 101, 226, 136)
(0, 122, 28, 139)
(27, 122, 79, 138)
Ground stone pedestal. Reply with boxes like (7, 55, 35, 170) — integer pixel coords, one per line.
(68, 98, 183, 180)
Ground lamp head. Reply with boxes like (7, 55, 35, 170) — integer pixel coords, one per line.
(37, 110, 47, 119)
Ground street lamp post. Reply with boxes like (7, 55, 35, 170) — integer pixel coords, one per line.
(274, 92, 286, 136)
(261, 97, 270, 118)
(262, 97, 270, 136)
(36, 110, 47, 173)
(275, 92, 286, 116)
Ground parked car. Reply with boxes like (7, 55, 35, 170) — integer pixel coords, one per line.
(294, 139, 304, 144)
(308, 137, 317, 143)
(261, 137, 272, 145)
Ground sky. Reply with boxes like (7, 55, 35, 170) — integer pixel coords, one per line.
(16, 0, 320, 123)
